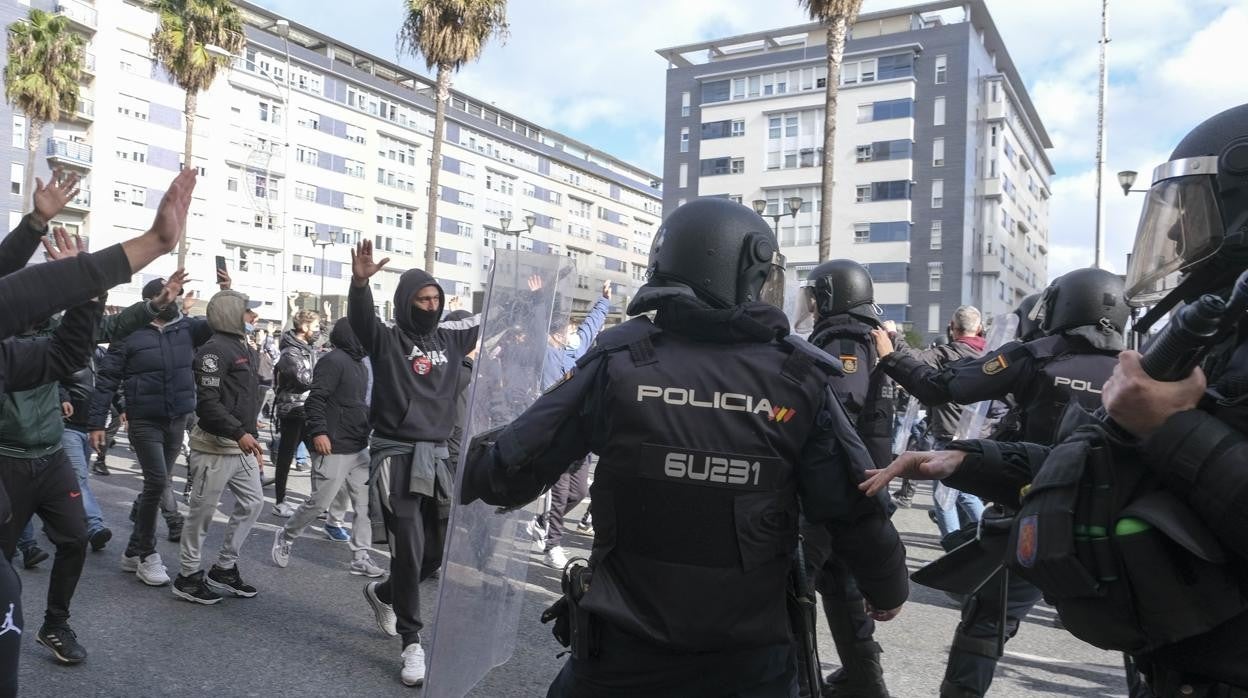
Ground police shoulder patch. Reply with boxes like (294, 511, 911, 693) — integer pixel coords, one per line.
(201, 354, 220, 373)
(982, 355, 1009, 375)
(840, 355, 858, 374)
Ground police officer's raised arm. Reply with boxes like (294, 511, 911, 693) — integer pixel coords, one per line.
(460, 354, 601, 507)
(880, 341, 1031, 407)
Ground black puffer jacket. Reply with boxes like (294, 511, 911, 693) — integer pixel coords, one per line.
(274, 329, 316, 419)
(304, 319, 370, 454)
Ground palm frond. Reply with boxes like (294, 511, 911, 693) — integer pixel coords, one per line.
(398, 0, 508, 72)
(4, 9, 85, 122)
(798, 0, 864, 24)
(150, 0, 244, 93)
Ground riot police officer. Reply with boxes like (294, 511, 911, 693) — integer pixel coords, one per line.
(801, 260, 894, 697)
(461, 198, 910, 697)
(863, 102, 1248, 697)
(871, 268, 1128, 698)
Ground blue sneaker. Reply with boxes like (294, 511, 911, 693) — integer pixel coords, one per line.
(323, 524, 349, 542)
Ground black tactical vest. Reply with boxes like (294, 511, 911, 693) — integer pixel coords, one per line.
(579, 318, 832, 652)
(1016, 334, 1120, 445)
(809, 315, 895, 468)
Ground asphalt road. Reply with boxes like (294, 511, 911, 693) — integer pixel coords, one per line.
(13, 436, 1131, 697)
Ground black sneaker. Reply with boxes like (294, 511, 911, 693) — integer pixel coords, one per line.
(36, 624, 87, 664)
(172, 571, 223, 605)
(207, 564, 258, 598)
(91, 459, 110, 476)
(22, 546, 49, 569)
(166, 516, 184, 543)
(89, 528, 112, 552)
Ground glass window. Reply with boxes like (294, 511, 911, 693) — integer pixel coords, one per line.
(678, 163, 688, 188)
(933, 137, 945, 167)
(679, 127, 689, 153)
(935, 55, 948, 84)
(854, 223, 870, 243)
(866, 262, 908, 282)
(680, 91, 691, 117)
(871, 99, 913, 121)
(929, 262, 943, 291)
(931, 179, 944, 208)
(769, 116, 782, 139)
(930, 220, 943, 250)
(934, 97, 946, 126)
(731, 120, 745, 137)
(928, 303, 941, 333)
(856, 145, 872, 163)
(855, 185, 871, 203)
(730, 158, 744, 174)
(701, 80, 730, 104)
(871, 180, 910, 201)
(876, 54, 913, 80)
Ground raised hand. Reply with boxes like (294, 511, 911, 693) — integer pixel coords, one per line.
(181, 290, 197, 315)
(147, 168, 198, 254)
(32, 168, 81, 228)
(152, 269, 189, 309)
(351, 240, 389, 286)
(527, 274, 544, 293)
(41, 227, 85, 260)
(602, 279, 612, 300)
(216, 265, 232, 290)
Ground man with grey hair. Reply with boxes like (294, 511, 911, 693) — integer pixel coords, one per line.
(870, 305, 988, 540)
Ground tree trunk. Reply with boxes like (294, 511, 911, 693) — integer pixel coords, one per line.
(424, 64, 451, 272)
(23, 117, 41, 215)
(818, 16, 850, 263)
(177, 89, 197, 269)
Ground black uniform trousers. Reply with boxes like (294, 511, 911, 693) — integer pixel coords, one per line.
(0, 452, 87, 628)
(802, 523, 877, 678)
(374, 452, 445, 648)
(547, 620, 798, 697)
(941, 570, 1043, 697)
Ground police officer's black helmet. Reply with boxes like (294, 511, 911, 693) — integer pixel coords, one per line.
(1013, 293, 1043, 341)
(808, 259, 874, 317)
(642, 198, 785, 309)
(1035, 268, 1128, 335)
(1126, 103, 1248, 312)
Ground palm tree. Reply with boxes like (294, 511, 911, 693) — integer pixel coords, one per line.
(3, 10, 84, 213)
(800, 0, 864, 262)
(150, 0, 244, 268)
(399, 0, 508, 272)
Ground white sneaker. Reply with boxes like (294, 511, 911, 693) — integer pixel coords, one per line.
(350, 554, 385, 578)
(363, 581, 398, 636)
(525, 516, 547, 544)
(272, 501, 296, 518)
(400, 643, 426, 687)
(544, 546, 569, 570)
(136, 553, 171, 586)
(271, 528, 292, 568)
(120, 554, 139, 572)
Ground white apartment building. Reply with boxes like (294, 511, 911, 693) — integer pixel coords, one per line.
(658, 0, 1054, 337)
(4, 0, 661, 323)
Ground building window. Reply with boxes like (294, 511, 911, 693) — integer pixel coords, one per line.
(730, 158, 744, 174)
(681, 91, 691, 117)
(868, 180, 910, 201)
(678, 163, 688, 189)
(860, 98, 913, 123)
(855, 185, 871, 203)
(679, 127, 689, 153)
(10, 116, 24, 148)
(856, 221, 909, 243)
(10, 163, 23, 195)
(934, 97, 946, 126)
(932, 137, 945, 167)
(856, 145, 872, 163)
(854, 223, 870, 243)
(731, 119, 745, 137)
(931, 179, 944, 208)
(876, 54, 913, 80)
(934, 55, 948, 84)
(930, 220, 943, 250)
(928, 303, 941, 333)
(929, 262, 943, 291)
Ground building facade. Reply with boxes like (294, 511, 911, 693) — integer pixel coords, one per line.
(658, 0, 1053, 338)
(2, 0, 661, 323)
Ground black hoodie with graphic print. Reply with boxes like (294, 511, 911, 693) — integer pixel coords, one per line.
(348, 268, 480, 443)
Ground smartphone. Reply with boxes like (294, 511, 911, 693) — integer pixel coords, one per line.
(215, 255, 227, 276)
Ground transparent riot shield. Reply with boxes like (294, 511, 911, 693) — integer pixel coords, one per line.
(892, 395, 921, 456)
(424, 249, 575, 697)
(936, 314, 1021, 510)
(782, 268, 815, 338)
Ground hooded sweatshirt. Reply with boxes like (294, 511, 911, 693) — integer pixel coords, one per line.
(274, 329, 316, 418)
(348, 268, 480, 443)
(304, 318, 371, 454)
(189, 290, 260, 454)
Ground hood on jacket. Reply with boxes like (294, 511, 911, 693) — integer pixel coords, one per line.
(207, 290, 249, 337)
(280, 328, 313, 352)
(329, 317, 367, 360)
(394, 268, 443, 335)
(646, 285, 789, 344)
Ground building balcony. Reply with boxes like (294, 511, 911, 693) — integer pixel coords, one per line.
(46, 138, 92, 169)
(982, 178, 1001, 198)
(69, 97, 94, 123)
(64, 189, 91, 212)
(80, 51, 96, 78)
(54, 1, 97, 33)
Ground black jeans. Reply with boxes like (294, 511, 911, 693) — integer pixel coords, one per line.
(546, 458, 589, 551)
(126, 415, 190, 558)
(274, 412, 308, 504)
(0, 553, 20, 698)
(374, 453, 445, 648)
(0, 452, 86, 627)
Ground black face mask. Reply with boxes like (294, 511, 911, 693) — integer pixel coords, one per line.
(306, 330, 321, 344)
(157, 305, 180, 322)
(409, 306, 440, 334)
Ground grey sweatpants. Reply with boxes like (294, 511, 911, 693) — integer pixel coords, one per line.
(280, 450, 372, 554)
(179, 450, 264, 578)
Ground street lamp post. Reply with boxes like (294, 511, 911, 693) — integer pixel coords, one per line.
(313, 230, 334, 309)
(498, 213, 536, 289)
(1116, 170, 1149, 196)
(752, 196, 803, 236)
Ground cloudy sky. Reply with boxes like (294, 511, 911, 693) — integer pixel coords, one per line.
(252, 0, 1246, 279)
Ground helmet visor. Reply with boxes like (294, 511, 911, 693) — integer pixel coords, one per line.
(1125, 175, 1222, 307)
(758, 251, 787, 308)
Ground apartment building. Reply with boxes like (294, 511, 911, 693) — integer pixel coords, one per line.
(1, 0, 661, 322)
(658, 0, 1053, 338)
